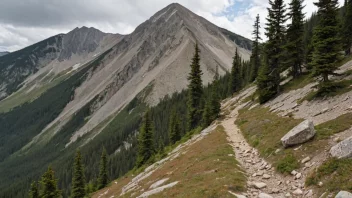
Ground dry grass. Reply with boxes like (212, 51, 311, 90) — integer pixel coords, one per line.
(92, 126, 246, 198)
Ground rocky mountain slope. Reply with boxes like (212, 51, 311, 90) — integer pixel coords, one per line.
(0, 3, 251, 197)
(0, 27, 121, 100)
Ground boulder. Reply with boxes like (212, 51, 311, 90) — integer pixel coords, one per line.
(281, 120, 316, 147)
(335, 191, 352, 198)
(330, 136, 352, 159)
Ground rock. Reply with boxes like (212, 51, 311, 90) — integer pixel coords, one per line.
(333, 137, 340, 142)
(272, 188, 280, 194)
(319, 192, 327, 198)
(257, 171, 264, 176)
(259, 193, 273, 198)
(285, 193, 292, 197)
(335, 191, 352, 198)
(228, 154, 234, 157)
(295, 173, 302, 179)
(293, 189, 303, 195)
(318, 182, 323, 187)
(263, 174, 271, 179)
(305, 189, 313, 197)
(301, 157, 311, 164)
(251, 182, 267, 189)
(291, 170, 298, 175)
(281, 120, 316, 147)
(330, 136, 352, 159)
(275, 149, 281, 154)
(252, 173, 257, 177)
(348, 106, 352, 111)
(305, 162, 311, 168)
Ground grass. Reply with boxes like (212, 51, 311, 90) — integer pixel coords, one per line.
(306, 158, 352, 194)
(315, 113, 352, 140)
(275, 151, 300, 174)
(92, 126, 246, 198)
(281, 73, 313, 93)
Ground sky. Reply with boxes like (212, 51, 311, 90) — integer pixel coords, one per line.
(0, 0, 345, 52)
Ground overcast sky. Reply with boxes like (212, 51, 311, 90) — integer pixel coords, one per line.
(0, 0, 344, 52)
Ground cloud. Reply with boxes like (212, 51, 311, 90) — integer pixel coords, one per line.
(0, 0, 345, 52)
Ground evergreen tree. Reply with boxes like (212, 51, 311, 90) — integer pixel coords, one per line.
(98, 148, 108, 189)
(71, 150, 86, 198)
(136, 111, 155, 167)
(202, 98, 212, 127)
(169, 110, 181, 144)
(343, 0, 352, 55)
(286, 0, 305, 78)
(257, 0, 287, 103)
(40, 166, 61, 198)
(209, 84, 221, 120)
(250, 14, 262, 82)
(29, 181, 39, 198)
(228, 48, 241, 95)
(310, 0, 342, 82)
(187, 44, 203, 130)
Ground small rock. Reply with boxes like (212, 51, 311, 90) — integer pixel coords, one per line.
(252, 173, 257, 177)
(319, 192, 327, 198)
(292, 185, 298, 190)
(277, 181, 282, 185)
(286, 180, 291, 185)
(263, 174, 271, 179)
(271, 188, 280, 194)
(275, 149, 281, 154)
(252, 182, 267, 189)
(335, 191, 352, 198)
(285, 193, 292, 197)
(293, 189, 303, 195)
(291, 170, 298, 175)
(333, 137, 340, 142)
(257, 171, 264, 176)
(259, 193, 273, 198)
(228, 154, 234, 157)
(305, 189, 313, 197)
(301, 157, 311, 164)
(305, 162, 311, 168)
(318, 181, 323, 187)
(295, 173, 302, 179)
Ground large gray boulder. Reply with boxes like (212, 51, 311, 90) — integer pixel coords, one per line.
(281, 120, 316, 147)
(335, 191, 352, 198)
(330, 136, 352, 159)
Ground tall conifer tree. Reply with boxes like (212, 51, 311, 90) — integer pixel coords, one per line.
(136, 111, 155, 167)
(29, 181, 39, 198)
(250, 14, 262, 82)
(228, 48, 241, 95)
(187, 44, 203, 130)
(343, 0, 352, 55)
(169, 110, 181, 144)
(40, 166, 61, 198)
(71, 150, 86, 198)
(310, 0, 342, 82)
(257, 0, 287, 103)
(286, 0, 305, 78)
(98, 148, 108, 189)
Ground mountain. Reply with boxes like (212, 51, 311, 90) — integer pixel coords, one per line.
(0, 51, 9, 57)
(0, 27, 121, 100)
(0, 3, 251, 197)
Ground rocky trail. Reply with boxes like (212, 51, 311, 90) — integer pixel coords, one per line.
(220, 88, 316, 198)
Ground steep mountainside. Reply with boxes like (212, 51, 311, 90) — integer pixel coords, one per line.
(0, 3, 251, 197)
(0, 27, 121, 100)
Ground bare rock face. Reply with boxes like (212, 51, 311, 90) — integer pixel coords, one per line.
(335, 191, 352, 198)
(281, 120, 316, 147)
(330, 136, 352, 159)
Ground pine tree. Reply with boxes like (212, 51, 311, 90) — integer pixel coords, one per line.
(71, 150, 86, 198)
(169, 110, 181, 144)
(250, 14, 262, 82)
(286, 0, 305, 78)
(40, 166, 61, 198)
(187, 44, 203, 130)
(202, 98, 212, 127)
(136, 110, 155, 167)
(210, 84, 221, 120)
(29, 181, 39, 198)
(310, 0, 342, 82)
(228, 48, 241, 95)
(257, 0, 287, 103)
(98, 148, 108, 189)
(343, 0, 352, 55)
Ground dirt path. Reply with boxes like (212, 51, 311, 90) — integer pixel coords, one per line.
(221, 102, 311, 198)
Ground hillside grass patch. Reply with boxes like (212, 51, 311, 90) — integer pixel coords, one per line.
(281, 73, 313, 93)
(306, 158, 352, 194)
(315, 113, 352, 139)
